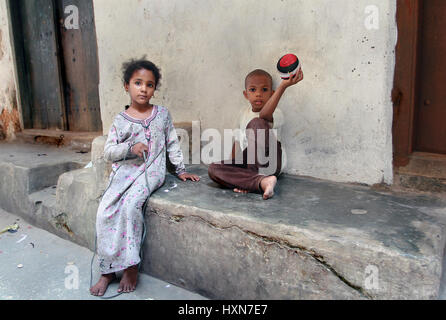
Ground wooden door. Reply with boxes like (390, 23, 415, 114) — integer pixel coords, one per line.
(393, 0, 446, 166)
(19, 0, 66, 130)
(8, 0, 102, 132)
(56, 0, 102, 132)
(413, 0, 446, 154)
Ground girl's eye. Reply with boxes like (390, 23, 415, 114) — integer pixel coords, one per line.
(135, 81, 141, 85)
(148, 84, 154, 88)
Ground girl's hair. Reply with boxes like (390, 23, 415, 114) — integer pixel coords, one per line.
(122, 56, 162, 89)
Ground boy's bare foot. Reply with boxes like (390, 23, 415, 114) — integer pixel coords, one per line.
(118, 265, 138, 293)
(260, 176, 277, 200)
(90, 273, 116, 296)
(233, 188, 249, 194)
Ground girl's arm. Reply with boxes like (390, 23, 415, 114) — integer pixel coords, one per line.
(259, 70, 303, 122)
(104, 124, 136, 162)
(165, 112, 186, 176)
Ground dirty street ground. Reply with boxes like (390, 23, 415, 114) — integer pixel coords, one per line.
(2, 202, 446, 300)
(0, 208, 206, 300)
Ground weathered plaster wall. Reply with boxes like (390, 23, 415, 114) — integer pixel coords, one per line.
(0, 0, 20, 140)
(93, 0, 397, 185)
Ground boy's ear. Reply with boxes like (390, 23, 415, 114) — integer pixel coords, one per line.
(243, 90, 248, 100)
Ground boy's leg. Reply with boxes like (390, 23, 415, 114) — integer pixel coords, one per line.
(208, 118, 282, 194)
(245, 117, 282, 177)
(208, 160, 264, 193)
(245, 117, 282, 199)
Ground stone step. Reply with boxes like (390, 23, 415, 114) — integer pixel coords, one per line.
(143, 165, 446, 300)
(394, 173, 446, 194)
(4, 139, 446, 299)
(15, 129, 102, 152)
(51, 161, 446, 299)
(0, 142, 90, 213)
(394, 152, 446, 194)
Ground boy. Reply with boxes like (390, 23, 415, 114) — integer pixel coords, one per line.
(208, 68, 303, 199)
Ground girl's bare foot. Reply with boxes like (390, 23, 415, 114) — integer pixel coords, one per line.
(118, 265, 138, 293)
(233, 188, 249, 194)
(260, 176, 277, 200)
(90, 273, 116, 296)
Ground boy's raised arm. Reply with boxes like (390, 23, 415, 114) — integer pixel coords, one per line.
(259, 69, 303, 122)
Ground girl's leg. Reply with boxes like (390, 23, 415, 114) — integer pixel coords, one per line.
(90, 273, 116, 296)
(118, 265, 138, 293)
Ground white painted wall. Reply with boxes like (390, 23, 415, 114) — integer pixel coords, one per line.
(0, 0, 20, 140)
(93, 0, 397, 185)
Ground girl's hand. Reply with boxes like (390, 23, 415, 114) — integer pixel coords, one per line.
(178, 173, 200, 182)
(280, 69, 304, 89)
(131, 143, 149, 158)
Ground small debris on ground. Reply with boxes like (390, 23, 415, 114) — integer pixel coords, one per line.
(351, 209, 368, 215)
(16, 235, 27, 243)
(0, 223, 19, 235)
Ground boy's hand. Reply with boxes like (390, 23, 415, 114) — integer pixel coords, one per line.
(131, 142, 149, 158)
(280, 69, 304, 89)
(178, 173, 200, 182)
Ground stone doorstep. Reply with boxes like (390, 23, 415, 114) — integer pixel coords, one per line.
(3, 139, 446, 299)
(142, 165, 446, 300)
(0, 142, 91, 215)
(394, 152, 446, 195)
(51, 161, 446, 299)
(15, 129, 103, 151)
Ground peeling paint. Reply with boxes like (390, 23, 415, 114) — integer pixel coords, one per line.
(0, 107, 21, 140)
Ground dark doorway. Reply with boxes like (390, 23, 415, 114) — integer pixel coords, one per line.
(413, 0, 446, 155)
(8, 0, 102, 132)
(393, 0, 446, 166)
(393, 0, 446, 191)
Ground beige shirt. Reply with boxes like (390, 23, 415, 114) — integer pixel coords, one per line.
(235, 105, 287, 173)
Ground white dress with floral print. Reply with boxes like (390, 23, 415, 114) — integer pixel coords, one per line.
(96, 105, 185, 274)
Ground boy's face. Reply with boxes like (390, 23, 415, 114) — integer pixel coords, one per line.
(243, 74, 274, 112)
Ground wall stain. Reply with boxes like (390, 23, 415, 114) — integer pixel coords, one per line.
(0, 88, 21, 139)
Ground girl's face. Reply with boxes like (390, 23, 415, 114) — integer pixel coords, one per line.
(125, 69, 156, 108)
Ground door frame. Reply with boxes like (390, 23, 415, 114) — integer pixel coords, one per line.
(392, 0, 423, 167)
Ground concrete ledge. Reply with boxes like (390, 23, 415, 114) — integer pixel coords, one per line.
(143, 165, 446, 299)
(2, 141, 446, 299)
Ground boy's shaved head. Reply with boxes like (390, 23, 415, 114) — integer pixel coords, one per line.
(245, 69, 273, 88)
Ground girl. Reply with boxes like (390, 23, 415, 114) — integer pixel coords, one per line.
(90, 58, 199, 296)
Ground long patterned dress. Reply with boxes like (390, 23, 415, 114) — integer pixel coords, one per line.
(96, 105, 185, 274)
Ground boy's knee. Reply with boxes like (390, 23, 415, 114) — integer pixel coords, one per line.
(208, 163, 219, 178)
(246, 117, 269, 130)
